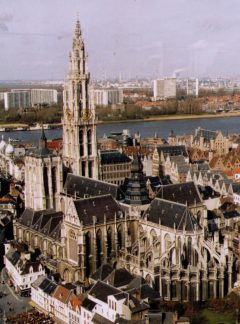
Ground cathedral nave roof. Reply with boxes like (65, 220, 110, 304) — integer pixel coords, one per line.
(156, 181, 202, 206)
(18, 208, 63, 241)
(73, 194, 123, 226)
(144, 198, 201, 231)
(63, 173, 125, 200)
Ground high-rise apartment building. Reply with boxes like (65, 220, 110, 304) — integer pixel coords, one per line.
(30, 89, 58, 106)
(4, 90, 31, 110)
(186, 78, 199, 97)
(93, 88, 123, 106)
(153, 78, 176, 100)
(3, 89, 58, 110)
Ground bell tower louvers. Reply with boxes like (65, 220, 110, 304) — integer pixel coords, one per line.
(62, 20, 98, 179)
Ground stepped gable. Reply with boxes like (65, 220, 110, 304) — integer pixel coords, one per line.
(73, 194, 123, 226)
(18, 208, 63, 241)
(89, 280, 121, 303)
(104, 267, 135, 288)
(145, 198, 201, 231)
(90, 263, 113, 282)
(156, 181, 202, 206)
(100, 150, 131, 164)
(63, 173, 124, 200)
(157, 145, 188, 157)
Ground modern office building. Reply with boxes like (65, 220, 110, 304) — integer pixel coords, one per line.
(153, 78, 176, 100)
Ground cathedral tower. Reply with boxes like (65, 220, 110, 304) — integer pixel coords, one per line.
(25, 128, 62, 210)
(62, 20, 98, 179)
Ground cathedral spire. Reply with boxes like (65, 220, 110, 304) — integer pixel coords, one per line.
(39, 125, 47, 150)
(62, 19, 98, 179)
(75, 19, 81, 38)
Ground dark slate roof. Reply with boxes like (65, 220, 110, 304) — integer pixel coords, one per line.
(145, 176, 171, 192)
(224, 210, 240, 219)
(127, 277, 160, 300)
(73, 194, 123, 226)
(89, 281, 121, 303)
(91, 263, 113, 281)
(157, 145, 188, 158)
(6, 249, 20, 266)
(128, 295, 149, 314)
(104, 268, 135, 288)
(156, 182, 202, 206)
(18, 208, 63, 241)
(36, 277, 57, 295)
(63, 173, 124, 200)
(198, 185, 220, 200)
(145, 198, 201, 231)
(232, 183, 240, 194)
(100, 150, 131, 164)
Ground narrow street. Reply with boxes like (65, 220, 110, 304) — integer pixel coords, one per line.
(0, 267, 32, 322)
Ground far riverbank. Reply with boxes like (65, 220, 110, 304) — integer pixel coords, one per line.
(97, 111, 240, 124)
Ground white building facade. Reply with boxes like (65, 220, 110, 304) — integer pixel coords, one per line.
(4, 90, 31, 110)
(153, 78, 176, 100)
(93, 88, 123, 106)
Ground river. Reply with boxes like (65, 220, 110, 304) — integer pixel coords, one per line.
(2, 116, 240, 144)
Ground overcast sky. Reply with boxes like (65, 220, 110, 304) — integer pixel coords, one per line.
(1, 0, 240, 80)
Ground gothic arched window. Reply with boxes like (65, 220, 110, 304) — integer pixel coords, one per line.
(107, 227, 112, 258)
(68, 230, 78, 262)
(79, 130, 84, 157)
(43, 166, 49, 196)
(96, 229, 102, 268)
(87, 129, 92, 156)
(85, 232, 91, 277)
(52, 167, 57, 194)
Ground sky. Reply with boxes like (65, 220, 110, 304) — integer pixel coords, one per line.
(1, 0, 240, 80)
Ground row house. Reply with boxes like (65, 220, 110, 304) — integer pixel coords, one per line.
(4, 241, 45, 295)
(31, 275, 149, 324)
(152, 145, 189, 177)
(187, 170, 233, 198)
(190, 128, 230, 155)
(209, 150, 240, 179)
(188, 147, 209, 163)
(164, 155, 190, 183)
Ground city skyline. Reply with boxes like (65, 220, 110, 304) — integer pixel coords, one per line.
(1, 0, 240, 80)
